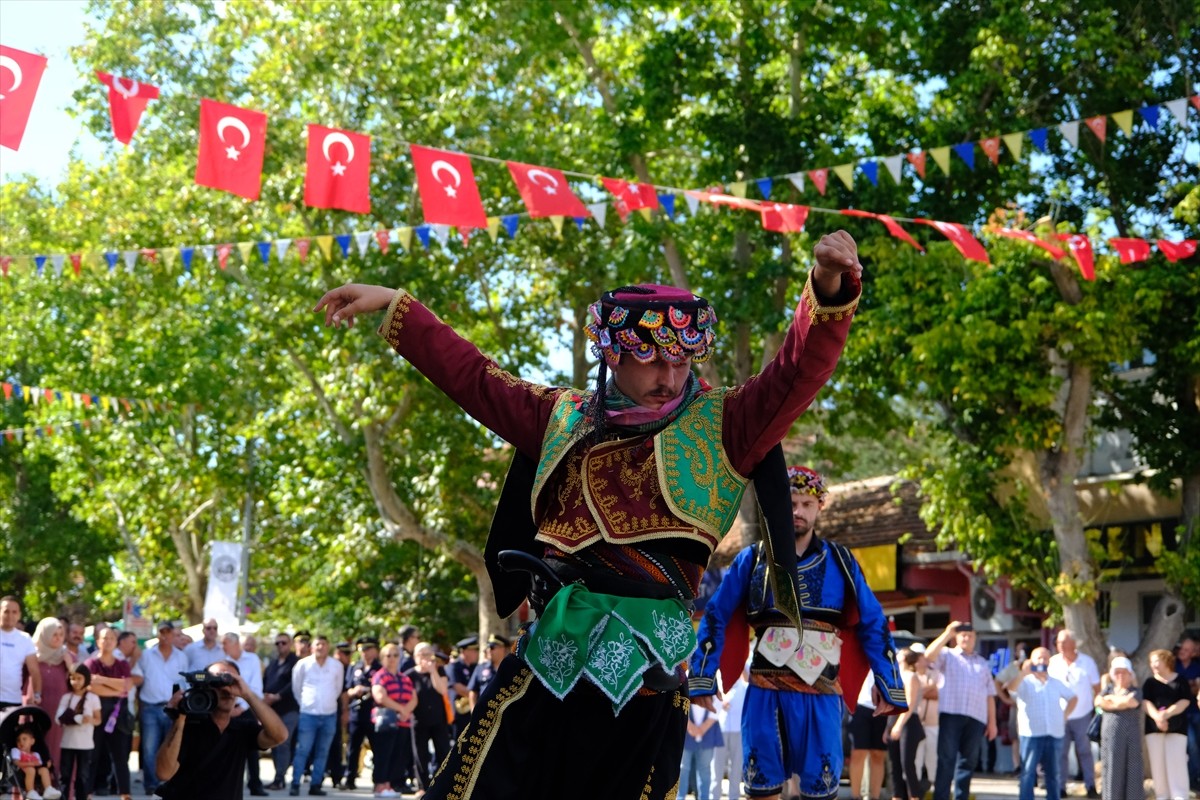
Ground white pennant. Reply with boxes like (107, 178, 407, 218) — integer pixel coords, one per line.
(1165, 98, 1189, 127)
(786, 172, 805, 193)
(587, 202, 608, 228)
(275, 239, 291, 261)
(201, 244, 215, 264)
(683, 193, 700, 215)
(14, 429, 23, 444)
(123, 250, 139, 272)
(882, 155, 904, 184)
(51, 254, 65, 277)
(354, 231, 372, 256)
(1059, 120, 1080, 148)
(431, 224, 451, 246)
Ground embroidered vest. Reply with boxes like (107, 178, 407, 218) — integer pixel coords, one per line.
(530, 388, 750, 552)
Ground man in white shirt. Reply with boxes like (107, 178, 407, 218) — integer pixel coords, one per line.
(1047, 630, 1100, 799)
(186, 618, 225, 670)
(1006, 647, 1077, 800)
(133, 621, 191, 796)
(288, 635, 345, 797)
(0, 596, 40, 710)
(224, 632, 268, 796)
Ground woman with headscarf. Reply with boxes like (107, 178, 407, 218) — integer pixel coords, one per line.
(24, 617, 73, 769)
(1096, 655, 1142, 800)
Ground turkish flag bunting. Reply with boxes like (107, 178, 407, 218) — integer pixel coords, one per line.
(761, 203, 809, 233)
(95, 72, 159, 145)
(686, 190, 762, 212)
(995, 228, 1067, 260)
(601, 178, 660, 222)
(1054, 233, 1095, 280)
(0, 45, 49, 151)
(914, 219, 990, 264)
(507, 162, 588, 218)
(1108, 237, 1151, 264)
(410, 144, 488, 229)
(842, 209, 925, 252)
(195, 98, 268, 200)
(304, 124, 371, 214)
(1157, 239, 1197, 262)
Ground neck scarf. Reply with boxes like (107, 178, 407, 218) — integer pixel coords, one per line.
(603, 373, 699, 434)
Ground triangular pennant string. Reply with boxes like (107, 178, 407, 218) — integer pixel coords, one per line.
(755, 178, 773, 199)
(832, 163, 854, 189)
(1165, 98, 1189, 126)
(1137, 105, 1161, 130)
(929, 147, 951, 175)
(1084, 115, 1107, 143)
(587, 202, 608, 227)
(256, 241, 272, 264)
(1029, 128, 1049, 152)
(859, 161, 879, 186)
(951, 142, 975, 170)
(485, 217, 500, 243)
(35, 255, 47, 276)
(658, 193, 675, 220)
(180, 247, 195, 275)
(501, 215, 520, 239)
(275, 239, 291, 261)
(549, 215, 564, 238)
(683, 193, 700, 215)
(882, 155, 903, 184)
(1059, 120, 1080, 148)
(979, 137, 1001, 166)
(1111, 110, 1134, 137)
(906, 151, 927, 179)
(69, 253, 82, 276)
(728, 181, 747, 199)
(315, 236, 333, 261)
(334, 234, 352, 257)
(1001, 132, 1024, 162)
(51, 254, 65, 278)
(236, 241, 254, 265)
(354, 231, 372, 257)
(415, 225, 432, 249)
(374, 230, 390, 255)
(786, 172, 805, 193)
(397, 227, 412, 251)
(200, 245, 215, 265)
(808, 169, 828, 195)
(122, 250, 138, 272)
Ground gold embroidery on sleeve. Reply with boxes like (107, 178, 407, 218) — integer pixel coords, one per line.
(376, 289, 415, 346)
(484, 362, 552, 398)
(802, 274, 859, 324)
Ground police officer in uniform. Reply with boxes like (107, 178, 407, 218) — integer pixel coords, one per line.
(344, 636, 381, 790)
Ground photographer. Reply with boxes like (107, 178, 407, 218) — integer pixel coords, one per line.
(154, 660, 287, 799)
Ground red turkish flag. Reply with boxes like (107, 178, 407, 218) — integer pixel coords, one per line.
(995, 228, 1067, 260)
(601, 177, 659, 221)
(1157, 239, 1197, 262)
(1055, 233, 1095, 280)
(842, 209, 925, 252)
(95, 72, 159, 145)
(807, 168, 829, 196)
(304, 124, 371, 213)
(195, 99, 268, 200)
(1108, 237, 1151, 264)
(915, 219, 990, 264)
(410, 145, 488, 229)
(906, 152, 927, 179)
(507, 161, 588, 218)
(0, 45, 49, 151)
(1084, 115, 1107, 143)
(761, 203, 809, 233)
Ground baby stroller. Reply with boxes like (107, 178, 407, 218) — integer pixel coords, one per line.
(0, 705, 59, 799)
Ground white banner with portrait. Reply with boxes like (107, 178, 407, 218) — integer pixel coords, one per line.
(203, 541, 243, 630)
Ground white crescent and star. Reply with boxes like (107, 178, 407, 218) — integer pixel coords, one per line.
(430, 159, 462, 198)
(216, 115, 252, 160)
(321, 131, 355, 177)
(0, 55, 23, 100)
(526, 168, 559, 195)
(112, 77, 140, 99)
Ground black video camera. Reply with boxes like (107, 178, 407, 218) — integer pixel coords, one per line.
(175, 670, 235, 716)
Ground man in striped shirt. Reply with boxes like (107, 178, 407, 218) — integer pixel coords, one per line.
(925, 621, 998, 800)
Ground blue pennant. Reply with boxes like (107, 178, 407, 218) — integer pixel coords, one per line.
(755, 178, 773, 199)
(952, 142, 975, 170)
(860, 161, 879, 186)
(35, 255, 46, 275)
(73, 421, 82, 432)
(180, 247, 194, 276)
(574, 217, 586, 231)
(1137, 105, 1160, 130)
(658, 193, 676, 219)
(105, 251, 119, 271)
(91, 395, 100, 406)
(257, 241, 272, 264)
(334, 234, 351, 257)
(501, 215, 520, 239)
(1029, 128, 1049, 152)
(415, 225, 432, 249)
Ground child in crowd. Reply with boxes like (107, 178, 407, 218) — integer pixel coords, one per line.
(10, 726, 62, 800)
(55, 664, 100, 800)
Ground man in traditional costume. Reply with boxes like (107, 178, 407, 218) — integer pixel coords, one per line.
(314, 231, 863, 800)
(688, 466, 907, 800)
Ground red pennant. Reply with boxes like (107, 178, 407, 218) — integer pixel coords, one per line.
(1108, 238, 1151, 265)
(296, 238, 311, 263)
(761, 203, 809, 233)
(1084, 115, 1107, 143)
(2, 383, 11, 401)
(69, 253, 82, 275)
(45, 425, 54, 437)
(1192, 95, 1200, 113)
(601, 177, 659, 222)
(686, 190, 761, 212)
(3, 431, 12, 442)
(121, 398, 132, 412)
(507, 161, 589, 218)
(409, 144, 488, 229)
(1157, 239, 1198, 263)
(980, 137, 1001, 165)
(304, 124, 372, 214)
(43, 388, 54, 403)
(81, 395, 92, 408)
(0, 46, 49, 151)
(217, 243, 233, 270)
(1055, 233, 1095, 280)
(1, 256, 11, 277)
(807, 168, 829, 196)
(906, 152, 927, 179)
(141, 248, 157, 263)
(95, 72, 159, 145)
(914, 219, 990, 264)
(374, 229, 390, 254)
(994, 228, 1067, 260)
(195, 98, 268, 200)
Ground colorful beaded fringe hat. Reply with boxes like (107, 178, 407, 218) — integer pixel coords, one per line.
(585, 284, 717, 366)
(787, 465, 828, 504)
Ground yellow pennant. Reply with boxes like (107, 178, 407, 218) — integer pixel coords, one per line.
(550, 215, 565, 237)
(397, 228, 412, 251)
(161, 248, 178, 271)
(1112, 110, 1134, 137)
(728, 181, 747, 198)
(930, 146, 952, 175)
(486, 217, 501, 243)
(638, 207, 653, 222)
(1001, 132, 1024, 162)
(237, 241, 254, 265)
(833, 163, 855, 189)
(316, 236, 334, 261)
